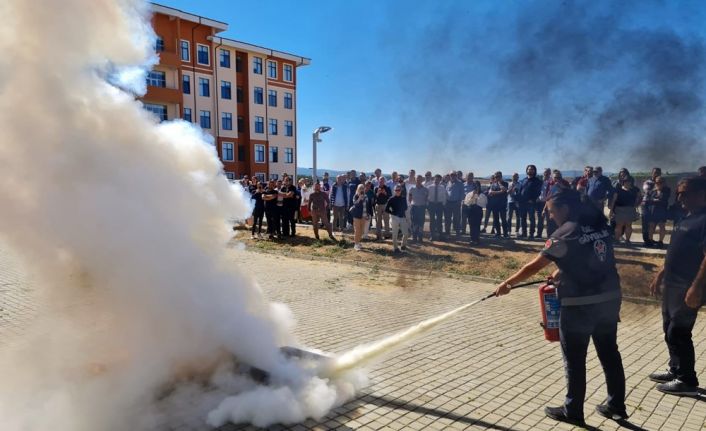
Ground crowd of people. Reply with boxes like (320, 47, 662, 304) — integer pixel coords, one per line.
(239, 167, 706, 425)
(240, 165, 706, 252)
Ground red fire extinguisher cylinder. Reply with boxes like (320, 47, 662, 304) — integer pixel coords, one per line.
(539, 283, 560, 342)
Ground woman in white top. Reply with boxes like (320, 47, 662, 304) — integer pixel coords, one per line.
(464, 180, 485, 244)
(298, 179, 311, 223)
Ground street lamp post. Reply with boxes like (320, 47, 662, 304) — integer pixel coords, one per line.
(312, 126, 332, 184)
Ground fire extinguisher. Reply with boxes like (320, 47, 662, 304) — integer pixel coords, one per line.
(539, 282, 560, 342)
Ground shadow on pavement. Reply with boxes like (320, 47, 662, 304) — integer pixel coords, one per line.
(361, 394, 521, 431)
(614, 419, 649, 431)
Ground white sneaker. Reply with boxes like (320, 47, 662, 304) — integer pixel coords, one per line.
(354, 243, 362, 251)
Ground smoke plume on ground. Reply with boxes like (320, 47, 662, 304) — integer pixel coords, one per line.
(0, 0, 363, 429)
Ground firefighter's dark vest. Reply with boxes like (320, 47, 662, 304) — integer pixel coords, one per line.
(540, 221, 621, 306)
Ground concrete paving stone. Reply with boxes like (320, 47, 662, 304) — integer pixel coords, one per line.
(2, 244, 706, 431)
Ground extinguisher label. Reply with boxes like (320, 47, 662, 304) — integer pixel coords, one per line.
(543, 292, 561, 329)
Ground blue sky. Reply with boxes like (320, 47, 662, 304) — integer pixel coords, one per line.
(157, 0, 706, 176)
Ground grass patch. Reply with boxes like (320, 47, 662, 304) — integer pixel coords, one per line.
(241, 226, 662, 299)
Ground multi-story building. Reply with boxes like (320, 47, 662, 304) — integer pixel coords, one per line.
(142, 3, 310, 181)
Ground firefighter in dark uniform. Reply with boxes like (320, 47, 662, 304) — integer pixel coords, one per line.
(494, 187, 627, 426)
(649, 176, 706, 396)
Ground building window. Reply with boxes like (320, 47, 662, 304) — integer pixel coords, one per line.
(225, 172, 236, 180)
(146, 70, 166, 88)
(155, 36, 165, 52)
(219, 49, 230, 68)
(221, 81, 231, 99)
(221, 112, 233, 130)
(254, 116, 264, 133)
(199, 78, 210, 97)
(183, 107, 192, 122)
(269, 118, 278, 135)
(284, 120, 293, 137)
(238, 144, 245, 161)
(285, 147, 294, 164)
(253, 57, 262, 74)
(200, 110, 211, 129)
(255, 172, 266, 182)
(180, 40, 190, 61)
(144, 103, 167, 122)
(236, 55, 242, 72)
(270, 173, 279, 181)
(254, 87, 263, 104)
(269, 146, 279, 163)
(267, 60, 277, 79)
(284, 92, 293, 109)
(255, 144, 265, 163)
(237, 116, 244, 133)
(197, 44, 209, 65)
(222, 142, 234, 161)
(236, 86, 243, 103)
(268, 90, 277, 107)
(283, 64, 293, 82)
(182, 74, 190, 94)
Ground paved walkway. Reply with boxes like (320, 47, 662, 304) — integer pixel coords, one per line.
(1, 244, 704, 430)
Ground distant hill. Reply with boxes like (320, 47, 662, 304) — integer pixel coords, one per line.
(296, 167, 350, 179)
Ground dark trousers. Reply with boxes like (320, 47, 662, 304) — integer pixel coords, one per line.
(641, 205, 651, 244)
(507, 201, 519, 233)
(468, 205, 483, 242)
(560, 299, 625, 419)
(265, 207, 280, 236)
(411, 205, 426, 241)
(427, 202, 444, 239)
(518, 201, 537, 236)
(462, 204, 471, 235)
(251, 209, 264, 235)
(283, 206, 297, 236)
(280, 205, 292, 236)
(662, 286, 700, 387)
(491, 204, 508, 235)
(444, 200, 462, 234)
(535, 202, 545, 238)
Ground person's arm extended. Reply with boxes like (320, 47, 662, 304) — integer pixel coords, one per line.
(685, 253, 706, 309)
(495, 254, 552, 296)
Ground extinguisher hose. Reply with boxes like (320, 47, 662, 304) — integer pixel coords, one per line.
(479, 279, 552, 301)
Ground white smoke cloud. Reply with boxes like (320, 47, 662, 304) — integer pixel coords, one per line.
(0, 0, 364, 429)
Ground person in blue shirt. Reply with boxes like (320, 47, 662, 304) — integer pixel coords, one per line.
(462, 172, 476, 234)
(587, 166, 614, 210)
(517, 164, 543, 238)
(445, 171, 465, 237)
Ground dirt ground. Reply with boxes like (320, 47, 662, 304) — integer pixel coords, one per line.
(235, 224, 663, 299)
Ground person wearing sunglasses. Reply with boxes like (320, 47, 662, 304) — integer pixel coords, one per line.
(649, 176, 706, 396)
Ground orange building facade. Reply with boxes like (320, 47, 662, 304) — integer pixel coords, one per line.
(142, 4, 310, 181)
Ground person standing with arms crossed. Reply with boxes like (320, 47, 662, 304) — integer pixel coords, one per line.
(649, 176, 706, 396)
(494, 187, 627, 426)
